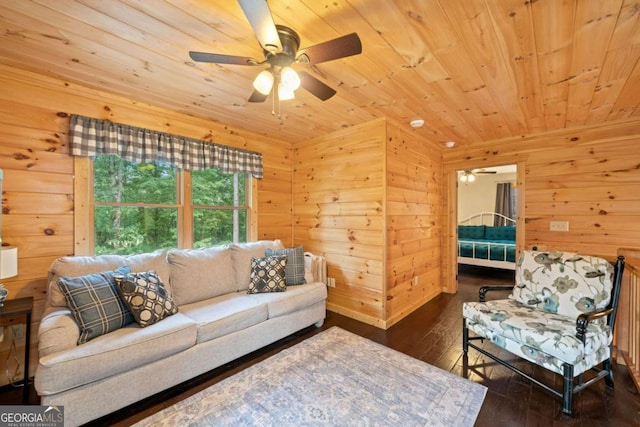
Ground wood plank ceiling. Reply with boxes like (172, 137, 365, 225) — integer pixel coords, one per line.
(0, 0, 638, 145)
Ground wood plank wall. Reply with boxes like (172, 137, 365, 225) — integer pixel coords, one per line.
(293, 119, 387, 327)
(293, 118, 444, 329)
(0, 64, 294, 385)
(385, 124, 442, 327)
(441, 119, 640, 293)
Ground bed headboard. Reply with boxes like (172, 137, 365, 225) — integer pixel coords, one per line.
(459, 212, 515, 226)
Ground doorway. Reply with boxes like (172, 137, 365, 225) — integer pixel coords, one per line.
(445, 163, 523, 293)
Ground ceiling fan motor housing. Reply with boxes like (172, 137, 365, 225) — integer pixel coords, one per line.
(264, 25, 300, 68)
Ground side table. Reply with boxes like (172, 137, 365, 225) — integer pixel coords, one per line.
(0, 296, 33, 404)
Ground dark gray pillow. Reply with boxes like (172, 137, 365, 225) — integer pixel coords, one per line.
(265, 246, 306, 285)
(114, 270, 178, 327)
(57, 266, 133, 344)
(247, 256, 287, 294)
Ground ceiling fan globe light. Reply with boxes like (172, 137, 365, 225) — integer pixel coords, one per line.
(253, 70, 274, 95)
(280, 67, 301, 91)
(460, 174, 467, 182)
(278, 83, 295, 101)
(468, 173, 476, 182)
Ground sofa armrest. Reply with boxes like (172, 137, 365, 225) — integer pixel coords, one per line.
(38, 307, 80, 357)
(304, 252, 327, 284)
(479, 285, 515, 302)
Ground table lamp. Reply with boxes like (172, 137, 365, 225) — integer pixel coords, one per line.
(0, 169, 18, 306)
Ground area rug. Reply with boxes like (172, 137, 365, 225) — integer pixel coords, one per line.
(135, 327, 487, 426)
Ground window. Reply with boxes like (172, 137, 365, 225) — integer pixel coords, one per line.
(85, 155, 252, 255)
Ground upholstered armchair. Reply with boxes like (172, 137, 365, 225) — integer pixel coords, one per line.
(462, 250, 625, 415)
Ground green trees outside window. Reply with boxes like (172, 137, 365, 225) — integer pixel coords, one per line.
(93, 155, 248, 255)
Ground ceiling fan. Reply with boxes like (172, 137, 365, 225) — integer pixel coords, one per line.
(459, 169, 497, 182)
(189, 0, 362, 103)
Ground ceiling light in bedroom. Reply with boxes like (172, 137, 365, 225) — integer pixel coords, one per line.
(459, 170, 476, 183)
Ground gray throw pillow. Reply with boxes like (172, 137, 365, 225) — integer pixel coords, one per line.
(265, 246, 306, 285)
(57, 266, 134, 344)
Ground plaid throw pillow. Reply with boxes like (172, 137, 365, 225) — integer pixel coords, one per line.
(114, 270, 178, 327)
(57, 266, 134, 344)
(247, 256, 287, 294)
(265, 246, 306, 285)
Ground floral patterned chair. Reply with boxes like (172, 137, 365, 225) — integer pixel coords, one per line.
(462, 250, 625, 415)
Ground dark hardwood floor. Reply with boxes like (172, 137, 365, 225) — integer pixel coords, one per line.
(4, 265, 639, 426)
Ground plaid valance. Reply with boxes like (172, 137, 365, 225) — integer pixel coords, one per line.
(69, 114, 263, 179)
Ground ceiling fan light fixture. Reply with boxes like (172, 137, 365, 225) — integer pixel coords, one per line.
(253, 69, 274, 95)
(278, 83, 295, 101)
(459, 170, 476, 183)
(280, 66, 300, 91)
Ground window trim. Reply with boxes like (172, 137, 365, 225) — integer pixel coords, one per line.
(73, 157, 258, 256)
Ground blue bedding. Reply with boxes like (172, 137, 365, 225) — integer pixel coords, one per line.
(458, 225, 516, 263)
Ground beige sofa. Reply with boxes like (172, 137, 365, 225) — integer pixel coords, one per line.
(35, 240, 327, 426)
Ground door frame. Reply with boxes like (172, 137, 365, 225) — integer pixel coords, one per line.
(442, 160, 526, 294)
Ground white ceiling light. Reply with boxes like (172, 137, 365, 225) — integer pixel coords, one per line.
(459, 170, 476, 182)
(280, 67, 301, 91)
(278, 83, 295, 101)
(410, 118, 424, 128)
(253, 69, 274, 95)
(445, 141, 456, 148)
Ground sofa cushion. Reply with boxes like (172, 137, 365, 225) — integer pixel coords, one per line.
(230, 240, 284, 290)
(266, 246, 306, 285)
(57, 266, 134, 344)
(511, 250, 614, 319)
(48, 251, 170, 308)
(36, 312, 197, 395)
(247, 282, 328, 318)
(167, 245, 236, 306)
(179, 293, 268, 343)
(115, 271, 178, 327)
(247, 256, 287, 294)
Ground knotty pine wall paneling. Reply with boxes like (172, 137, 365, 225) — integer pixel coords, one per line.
(294, 118, 387, 328)
(0, 64, 294, 385)
(294, 118, 444, 329)
(385, 123, 442, 328)
(442, 118, 640, 265)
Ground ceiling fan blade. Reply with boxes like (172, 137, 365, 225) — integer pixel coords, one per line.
(297, 33, 362, 64)
(298, 71, 337, 101)
(475, 170, 497, 174)
(238, 0, 282, 53)
(189, 51, 259, 66)
(248, 89, 269, 103)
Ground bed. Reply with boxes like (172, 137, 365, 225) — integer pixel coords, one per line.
(457, 212, 516, 270)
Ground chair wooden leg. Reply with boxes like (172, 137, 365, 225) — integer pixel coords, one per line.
(562, 363, 574, 415)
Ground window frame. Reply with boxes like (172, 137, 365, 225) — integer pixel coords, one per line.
(73, 157, 258, 256)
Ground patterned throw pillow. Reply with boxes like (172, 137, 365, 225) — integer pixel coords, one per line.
(247, 256, 287, 294)
(265, 246, 306, 285)
(57, 266, 134, 344)
(114, 270, 178, 327)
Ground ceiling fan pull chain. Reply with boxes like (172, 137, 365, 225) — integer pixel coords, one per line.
(271, 87, 276, 116)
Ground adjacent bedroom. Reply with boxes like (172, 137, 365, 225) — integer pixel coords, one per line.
(457, 164, 518, 280)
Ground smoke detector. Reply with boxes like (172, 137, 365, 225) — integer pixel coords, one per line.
(410, 118, 424, 128)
